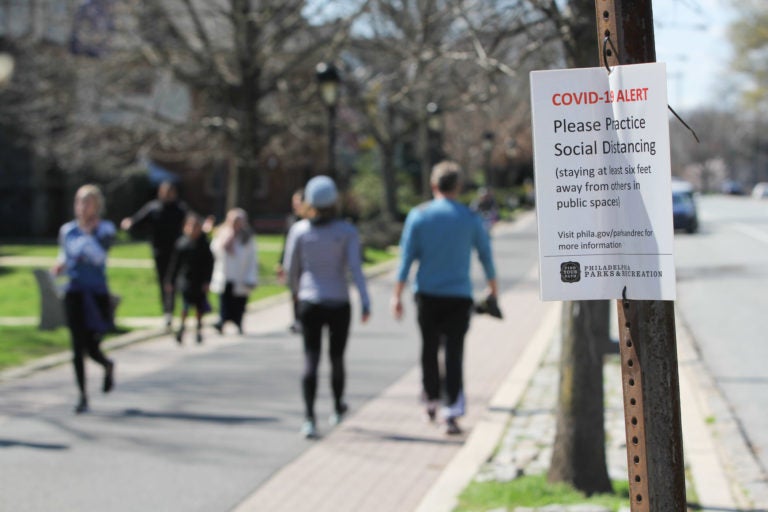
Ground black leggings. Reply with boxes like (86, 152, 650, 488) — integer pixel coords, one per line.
(65, 292, 113, 398)
(218, 282, 247, 327)
(154, 251, 174, 315)
(415, 294, 473, 414)
(298, 301, 351, 420)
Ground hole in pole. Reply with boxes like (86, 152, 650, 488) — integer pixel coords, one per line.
(633, 455, 640, 464)
(636, 495, 643, 503)
(628, 359, 634, 367)
(631, 417, 638, 425)
(632, 436, 639, 445)
(603, 10, 610, 19)
(635, 475, 641, 482)
(629, 378, 635, 386)
(630, 398, 636, 406)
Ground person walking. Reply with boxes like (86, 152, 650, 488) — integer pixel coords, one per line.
(282, 176, 371, 439)
(165, 213, 214, 345)
(210, 208, 258, 335)
(391, 161, 498, 435)
(120, 180, 187, 329)
(53, 184, 117, 414)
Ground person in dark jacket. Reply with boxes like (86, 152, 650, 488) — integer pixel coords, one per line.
(120, 181, 187, 329)
(165, 213, 214, 345)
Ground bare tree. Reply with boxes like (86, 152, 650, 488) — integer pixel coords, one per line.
(344, 0, 552, 218)
(130, 0, 367, 208)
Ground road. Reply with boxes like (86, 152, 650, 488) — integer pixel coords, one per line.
(0, 216, 540, 512)
(674, 194, 768, 477)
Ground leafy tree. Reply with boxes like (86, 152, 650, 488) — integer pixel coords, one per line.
(132, 0, 366, 208)
(728, 0, 768, 109)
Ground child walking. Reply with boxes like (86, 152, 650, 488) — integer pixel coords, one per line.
(166, 213, 214, 344)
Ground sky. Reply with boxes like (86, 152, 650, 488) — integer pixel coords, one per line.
(653, 0, 736, 111)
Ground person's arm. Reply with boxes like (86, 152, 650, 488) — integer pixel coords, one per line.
(474, 215, 498, 296)
(392, 211, 418, 320)
(121, 200, 155, 232)
(282, 224, 301, 296)
(391, 280, 406, 320)
(346, 228, 370, 323)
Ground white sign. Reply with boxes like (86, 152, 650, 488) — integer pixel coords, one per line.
(530, 63, 675, 301)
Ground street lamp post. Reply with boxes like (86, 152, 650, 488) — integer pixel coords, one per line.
(421, 102, 443, 197)
(315, 62, 340, 181)
(482, 131, 495, 188)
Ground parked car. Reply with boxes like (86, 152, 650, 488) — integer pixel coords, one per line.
(720, 179, 745, 195)
(752, 182, 768, 199)
(671, 180, 698, 233)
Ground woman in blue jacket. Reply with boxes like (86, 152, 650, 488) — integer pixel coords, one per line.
(53, 184, 117, 414)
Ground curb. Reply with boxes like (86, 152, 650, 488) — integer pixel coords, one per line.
(414, 299, 560, 512)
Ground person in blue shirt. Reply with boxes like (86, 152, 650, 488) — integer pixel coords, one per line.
(392, 161, 498, 435)
(283, 175, 371, 439)
(53, 184, 117, 414)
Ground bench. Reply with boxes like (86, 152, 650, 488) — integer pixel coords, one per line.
(33, 269, 67, 330)
(32, 269, 121, 331)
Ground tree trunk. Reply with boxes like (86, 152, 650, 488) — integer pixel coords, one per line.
(548, 300, 613, 494)
(545, 0, 612, 496)
(381, 142, 398, 220)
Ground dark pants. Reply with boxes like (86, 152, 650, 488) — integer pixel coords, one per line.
(65, 292, 113, 399)
(298, 301, 351, 420)
(218, 282, 247, 328)
(415, 293, 473, 418)
(154, 250, 174, 315)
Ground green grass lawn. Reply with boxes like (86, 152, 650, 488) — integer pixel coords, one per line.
(456, 475, 630, 512)
(0, 237, 394, 370)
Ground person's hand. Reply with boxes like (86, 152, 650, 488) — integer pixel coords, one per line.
(275, 264, 285, 283)
(361, 311, 370, 324)
(120, 217, 132, 231)
(51, 263, 64, 276)
(202, 215, 215, 233)
(391, 296, 403, 320)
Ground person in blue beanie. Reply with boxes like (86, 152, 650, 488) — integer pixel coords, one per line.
(392, 161, 498, 435)
(53, 184, 117, 414)
(283, 175, 371, 439)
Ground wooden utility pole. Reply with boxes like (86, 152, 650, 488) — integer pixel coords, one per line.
(594, 1, 687, 510)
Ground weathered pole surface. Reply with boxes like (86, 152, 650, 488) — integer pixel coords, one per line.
(595, 1, 687, 510)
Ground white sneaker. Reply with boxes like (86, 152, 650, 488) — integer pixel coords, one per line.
(329, 404, 348, 426)
(301, 419, 318, 439)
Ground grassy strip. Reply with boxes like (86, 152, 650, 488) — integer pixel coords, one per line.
(0, 239, 394, 370)
(455, 475, 630, 512)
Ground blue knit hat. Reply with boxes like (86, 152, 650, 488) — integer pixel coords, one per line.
(305, 175, 338, 208)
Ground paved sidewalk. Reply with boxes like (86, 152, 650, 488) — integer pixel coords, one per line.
(233, 265, 557, 512)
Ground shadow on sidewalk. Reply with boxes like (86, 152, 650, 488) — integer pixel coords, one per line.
(117, 408, 279, 425)
(346, 426, 465, 446)
(0, 438, 69, 450)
